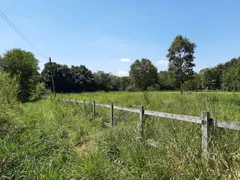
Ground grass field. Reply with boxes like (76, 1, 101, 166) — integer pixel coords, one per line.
(59, 91, 240, 122)
(1, 92, 240, 179)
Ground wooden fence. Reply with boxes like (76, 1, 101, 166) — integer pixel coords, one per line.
(56, 98, 240, 158)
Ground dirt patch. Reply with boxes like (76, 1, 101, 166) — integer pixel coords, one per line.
(75, 137, 88, 154)
(75, 143, 87, 154)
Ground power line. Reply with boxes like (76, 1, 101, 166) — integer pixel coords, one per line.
(0, 10, 48, 59)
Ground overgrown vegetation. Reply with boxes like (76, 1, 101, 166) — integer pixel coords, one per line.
(1, 91, 239, 179)
(0, 72, 19, 121)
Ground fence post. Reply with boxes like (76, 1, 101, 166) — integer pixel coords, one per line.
(201, 111, 213, 158)
(93, 100, 96, 116)
(139, 106, 145, 138)
(110, 102, 114, 126)
(83, 100, 86, 114)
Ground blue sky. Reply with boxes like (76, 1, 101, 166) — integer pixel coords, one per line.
(1, 0, 240, 76)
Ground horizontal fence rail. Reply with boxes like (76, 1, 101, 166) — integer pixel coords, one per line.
(144, 110, 202, 124)
(57, 98, 240, 131)
(55, 98, 240, 159)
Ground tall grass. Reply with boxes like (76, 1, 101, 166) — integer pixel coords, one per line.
(60, 91, 240, 122)
(1, 91, 239, 179)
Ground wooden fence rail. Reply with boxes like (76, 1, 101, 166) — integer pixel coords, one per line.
(56, 98, 240, 158)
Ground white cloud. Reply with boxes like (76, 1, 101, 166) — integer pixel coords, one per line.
(117, 71, 129, 77)
(120, 58, 131, 62)
(157, 60, 168, 66)
(120, 44, 127, 47)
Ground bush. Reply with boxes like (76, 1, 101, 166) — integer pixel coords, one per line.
(147, 84, 160, 91)
(30, 82, 48, 100)
(0, 72, 19, 120)
(125, 85, 136, 92)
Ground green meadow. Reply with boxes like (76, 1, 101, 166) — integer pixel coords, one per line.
(1, 92, 240, 179)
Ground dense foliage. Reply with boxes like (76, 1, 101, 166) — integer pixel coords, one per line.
(201, 57, 240, 91)
(0, 72, 19, 121)
(0, 49, 40, 102)
(167, 35, 196, 94)
(129, 58, 158, 90)
(41, 56, 240, 93)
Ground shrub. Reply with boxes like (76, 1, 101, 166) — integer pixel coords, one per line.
(30, 82, 48, 100)
(0, 72, 19, 120)
(125, 85, 136, 92)
(146, 84, 160, 91)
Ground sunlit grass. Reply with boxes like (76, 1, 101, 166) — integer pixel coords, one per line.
(1, 91, 239, 179)
(59, 91, 240, 122)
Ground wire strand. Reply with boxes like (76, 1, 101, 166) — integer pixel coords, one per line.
(0, 10, 48, 59)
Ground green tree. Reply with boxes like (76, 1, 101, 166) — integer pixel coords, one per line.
(129, 58, 158, 90)
(184, 73, 202, 91)
(110, 76, 121, 91)
(0, 48, 39, 102)
(41, 62, 73, 93)
(158, 71, 176, 90)
(201, 64, 224, 90)
(222, 58, 240, 91)
(119, 76, 131, 91)
(201, 68, 218, 90)
(167, 35, 196, 94)
(71, 65, 96, 92)
(93, 71, 114, 91)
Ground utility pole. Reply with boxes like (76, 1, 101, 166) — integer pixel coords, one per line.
(49, 57, 56, 97)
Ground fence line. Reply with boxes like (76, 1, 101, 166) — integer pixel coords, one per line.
(58, 98, 240, 131)
(56, 98, 240, 158)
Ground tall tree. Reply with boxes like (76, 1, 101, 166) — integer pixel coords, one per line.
(0, 48, 39, 102)
(119, 76, 131, 91)
(222, 58, 240, 91)
(41, 62, 73, 93)
(93, 71, 114, 91)
(184, 73, 202, 91)
(71, 65, 96, 92)
(158, 71, 176, 90)
(129, 58, 158, 90)
(167, 35, 196, 94)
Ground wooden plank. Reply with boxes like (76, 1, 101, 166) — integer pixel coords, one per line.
(146, 139, 158, 148)
(103, 122, 112, 127)
(93, 100, 96, 116)
(139, 106, 145, 138)
(95, 103, 110, 108)
(215, 120, 240, 131)
(145, 110, 202, 124)
(56, 98, 240, 132)
(110, 102, 114, 126)
(59, 98, 84, 103)
(85, 101, 93, 105)
(202, 111, 212, 158)
(114, 105, 139, 113)
(83, 100, 86, 113)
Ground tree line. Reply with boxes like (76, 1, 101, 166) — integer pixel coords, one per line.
(41, 35, 240, 93)
(40, 56, 240, 93)
(0, 35, 239, 102)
